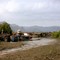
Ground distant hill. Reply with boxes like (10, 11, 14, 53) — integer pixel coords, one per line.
(10, 24, 60, 32)
(10, 24, 24, 32)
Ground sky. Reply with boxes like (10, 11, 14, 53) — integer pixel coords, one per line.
(0, 0, 60, 26)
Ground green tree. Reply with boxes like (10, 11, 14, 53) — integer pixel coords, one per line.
(0, 22, 12, 34)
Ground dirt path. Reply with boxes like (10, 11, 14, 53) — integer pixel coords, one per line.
(0, 38, 57, 56)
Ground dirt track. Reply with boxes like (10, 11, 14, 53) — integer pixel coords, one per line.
(0, 38, 57, 56)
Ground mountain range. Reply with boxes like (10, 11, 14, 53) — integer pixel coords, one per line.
(10, 24, 60, 32)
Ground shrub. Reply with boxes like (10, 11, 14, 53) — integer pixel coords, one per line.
(51, 31, 60, 38)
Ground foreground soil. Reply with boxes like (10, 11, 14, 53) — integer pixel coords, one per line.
(0, 38, 60, 60)
(0, 38, 56, 56)
(0, 43, 60, 60)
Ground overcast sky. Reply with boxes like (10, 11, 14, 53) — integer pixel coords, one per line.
(0, 0, 60, 26)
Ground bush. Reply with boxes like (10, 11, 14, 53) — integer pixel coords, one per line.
(51, 31, 60, 38)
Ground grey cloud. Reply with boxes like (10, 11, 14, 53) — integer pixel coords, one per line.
(0, 0, 60, 26)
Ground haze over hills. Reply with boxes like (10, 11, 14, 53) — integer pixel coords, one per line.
(10, 24, 60, 32)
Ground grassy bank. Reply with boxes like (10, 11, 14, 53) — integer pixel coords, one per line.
(0, 41, 60, 60)
(0, 42, 24, 51)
